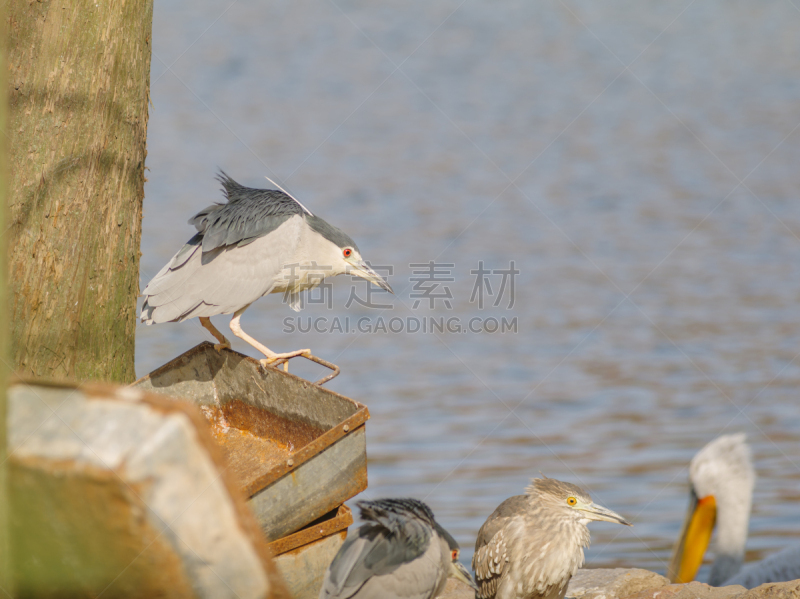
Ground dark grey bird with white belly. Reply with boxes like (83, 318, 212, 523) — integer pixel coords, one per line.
(473, 477, 631, 599)
(141, 172, 392, 366)
(319, 498, 477, 599)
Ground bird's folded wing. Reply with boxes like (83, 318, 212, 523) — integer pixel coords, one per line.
(141, 225, 292, 322)
(191, 172, 310, 253)
(473, 496, 531, 599)
(320, 524, 432, 599)
(473, 527, 509, 599)
(357, 499, 435, 543)
(320, 533, 370, 598)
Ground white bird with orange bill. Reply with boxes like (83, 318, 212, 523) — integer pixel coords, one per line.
(667, 433, 800, 589)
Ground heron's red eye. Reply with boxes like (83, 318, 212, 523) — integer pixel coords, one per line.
(567, 496, 577, 506)
(451, 549, 459, 561)
(343, 248, 352, 258)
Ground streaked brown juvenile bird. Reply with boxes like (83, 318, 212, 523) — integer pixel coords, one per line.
(472, 477, 631, 599)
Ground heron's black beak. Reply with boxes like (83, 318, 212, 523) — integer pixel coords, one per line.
(349, 260, 393, 293)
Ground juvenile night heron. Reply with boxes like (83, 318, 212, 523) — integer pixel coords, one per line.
(141, 172, 392, 367)
(319, 498, 477, 599)
(667, 433, 800, 588)
(473, 477, 631, 599)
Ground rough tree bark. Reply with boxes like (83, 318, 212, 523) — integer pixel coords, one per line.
(0, 0, 9, 590)
(7, 0, 153, 382)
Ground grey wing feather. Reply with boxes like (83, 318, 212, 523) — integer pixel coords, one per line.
(142, 217, 300, 322)
(340, 521, 431, 584)
(171, 233, 202, 269)
(725, 544, 800, 589)
(320, 526, 428, 598)
(356, 499, 435, 546)
(320, 526, 443, 599)
(190, 172, 308, 253)
(320, 499, 438, 599)
(320, 533, 372, 598)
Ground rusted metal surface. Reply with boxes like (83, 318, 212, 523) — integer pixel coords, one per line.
(248, 424, 367, 540)
(243, 415, 368, 497)
(273, 530, 348, 599)
(203, 403, 301, 492)
(268, 504, 352, 557)
(222, 398, 325, 447)
(133, 342, 370, 539)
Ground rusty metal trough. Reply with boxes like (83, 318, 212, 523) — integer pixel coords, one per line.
(133, 341, 369, 542)
(270, 505, 353, 599)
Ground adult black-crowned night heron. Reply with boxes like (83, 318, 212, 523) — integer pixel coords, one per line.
(473, 477, 631, 599)
(319, 498, 477, 599)
(141, 172, 392, 366)
(667, 433, 800, 588)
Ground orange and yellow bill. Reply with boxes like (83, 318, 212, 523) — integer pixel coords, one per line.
(667, 491, 717, 583)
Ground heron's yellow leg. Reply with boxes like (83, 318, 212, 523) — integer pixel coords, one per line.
(229, 307, 310, 368)
(200, 317, 231, 351)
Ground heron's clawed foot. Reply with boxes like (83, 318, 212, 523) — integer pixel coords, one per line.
(260, 349, 311, 368)
(213, 338, 231, 352)
(258, 349, 340, 385)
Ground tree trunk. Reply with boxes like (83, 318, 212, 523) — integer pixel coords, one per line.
(7, 0, 153, 383)
(0, 0, 9, 589)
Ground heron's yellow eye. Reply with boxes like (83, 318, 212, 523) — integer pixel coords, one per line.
(567, 496, 577, 506)
(343, 248, 353, 258)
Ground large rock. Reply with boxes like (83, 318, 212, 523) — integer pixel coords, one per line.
(9, 381, 289, 599)
(739, 580, 800, 599)
(567, 568, 670, 599)
(623, 582, 746, 599)
(435, 569, 800, 599)
(620, 578, 800, 599)
(436, 567, 671, 599)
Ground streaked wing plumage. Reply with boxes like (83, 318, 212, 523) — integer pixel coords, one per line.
(473, 496, 529, 599)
